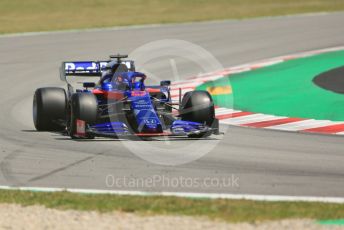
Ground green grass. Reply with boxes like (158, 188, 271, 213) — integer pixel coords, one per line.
(0, 0, 344, 34)
(0, 190, 343, 222)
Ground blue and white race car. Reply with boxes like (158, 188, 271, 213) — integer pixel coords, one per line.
(33, 55, 219, 139)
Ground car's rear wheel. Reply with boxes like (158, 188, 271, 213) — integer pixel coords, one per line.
(33, 87, 67, 131)
(180, 90, 215, 138)
(68, 93, 98, 139)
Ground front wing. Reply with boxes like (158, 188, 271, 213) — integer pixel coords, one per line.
(74, 119, 219, 138)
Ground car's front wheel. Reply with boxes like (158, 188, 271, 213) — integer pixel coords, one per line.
(180, 90, 215, 138)
(67, 93, 98, 139)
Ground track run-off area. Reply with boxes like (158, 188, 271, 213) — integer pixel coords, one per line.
(186, 46, 344, 135)
(0, 13, 344, 199)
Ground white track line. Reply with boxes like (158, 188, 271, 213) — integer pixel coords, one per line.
(171, 82, 201, 88)
(250, 60, 284, 69)
(221, 114, 276, 125)
(215, 108, 238, 115)
(267, 120, 335, 131)
(240, 115, 287, 125)
(0, 186, 344, 203)
(189, 75, 224, 82)
(335, 131, 344, 135)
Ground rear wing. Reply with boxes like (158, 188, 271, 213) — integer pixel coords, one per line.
(59, 60, 135, 82)
(60, 61, 107, 81)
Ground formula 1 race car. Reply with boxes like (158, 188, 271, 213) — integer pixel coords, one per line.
(33, 55, 219, 139)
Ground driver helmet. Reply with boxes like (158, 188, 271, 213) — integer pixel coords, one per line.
(133, 81, 143, 90)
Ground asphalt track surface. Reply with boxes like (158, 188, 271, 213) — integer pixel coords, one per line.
(1, 13, 344, 197)
(314, 66, 344, 94)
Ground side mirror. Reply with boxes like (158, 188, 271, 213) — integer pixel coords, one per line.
(83, 82, 96, 88)
(160, 80, 171, 86)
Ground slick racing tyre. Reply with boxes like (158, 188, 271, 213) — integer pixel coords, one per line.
(33, 87, 67, 131)
(68, 93, 97, 139)
(180, 90, 215, 138)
